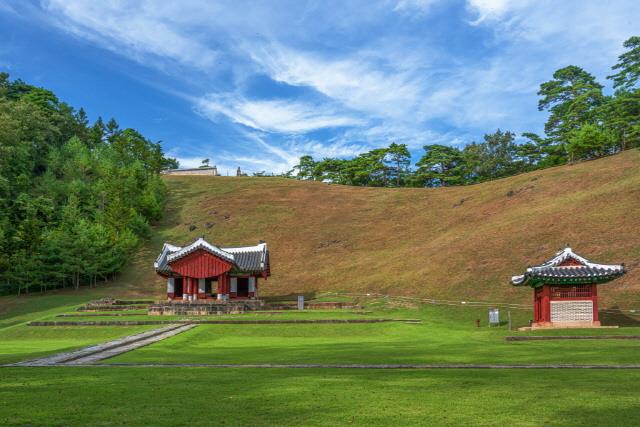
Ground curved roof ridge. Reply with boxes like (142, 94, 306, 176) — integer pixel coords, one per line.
(167, 237, 234, 263)
(154, 239, 269, 275)
(511, 246, 625, 286)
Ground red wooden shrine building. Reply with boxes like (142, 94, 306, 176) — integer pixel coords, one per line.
(511, 246, 625, 327)
(154, 237, 270, 301)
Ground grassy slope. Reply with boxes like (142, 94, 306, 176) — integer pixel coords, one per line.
(121, 149, 639, 308)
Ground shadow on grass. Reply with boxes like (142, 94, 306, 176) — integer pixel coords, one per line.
(261, 292, 318, 302)
(601, 306, 640, 327)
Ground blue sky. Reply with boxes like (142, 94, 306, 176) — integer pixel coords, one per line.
(1, 1, 638, 173)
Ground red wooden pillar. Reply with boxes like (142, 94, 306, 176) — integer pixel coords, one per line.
(183, 277, 189, 300)
(217, 274, 229, 300)
(186, 277, 194, 300)
(592, 284, 599, 323)
(533, 287, 539, 323)
(541, 285, 551, 324)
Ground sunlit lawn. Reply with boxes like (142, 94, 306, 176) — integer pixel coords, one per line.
(106, 305, 640, 366)
(1, 367, 639, 426)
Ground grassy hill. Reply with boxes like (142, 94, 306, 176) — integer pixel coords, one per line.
(119, 149, 640, 308)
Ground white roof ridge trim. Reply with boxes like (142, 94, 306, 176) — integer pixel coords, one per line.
(167, 237, 234, 263)
(534, 247, 624, 270)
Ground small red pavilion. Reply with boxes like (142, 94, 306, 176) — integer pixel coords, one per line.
(154, 237, 270, 301)
(511, 246, 625, 328)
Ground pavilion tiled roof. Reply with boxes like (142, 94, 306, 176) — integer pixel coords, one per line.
(511, 247, 625, 287)
(154, 237, 269, 275)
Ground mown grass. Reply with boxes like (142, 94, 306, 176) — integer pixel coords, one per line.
(106, 304, 640, 366)
(1, 367, 640, 426)
(2, 296, 640, 425)
(0, 325, 157, 364)
(0, 293, 157, 364)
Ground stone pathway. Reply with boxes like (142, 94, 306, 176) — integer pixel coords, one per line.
(13, 363, 640, 369)
(506, 335, 640, 341)
(12, 324, 196, 367)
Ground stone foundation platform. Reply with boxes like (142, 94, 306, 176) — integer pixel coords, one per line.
(518, 323, 619, 331)
(148, 300, 265, 316)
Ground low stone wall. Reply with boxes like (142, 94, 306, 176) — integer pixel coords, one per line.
(148, 300, 265, 316)
(77, 298, 151, 312)
(28, 318, 403, 326)
(265, 302, 363, 310)
(78, 305, 148, 312)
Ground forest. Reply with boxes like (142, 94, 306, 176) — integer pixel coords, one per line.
(292, 36, 640, 187)
(0, 73, 177, 295)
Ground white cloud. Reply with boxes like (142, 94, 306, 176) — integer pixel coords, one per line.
(465, 0, 522, 25)
(462, 0, 640, 113)
(26, 0, 640, 173)
(42, 1, 219, 70)
(196, 94, 364, 133)
(172, 156, 207, 169)
(245, 43, 427, 121)
(173, 131, 373, 175)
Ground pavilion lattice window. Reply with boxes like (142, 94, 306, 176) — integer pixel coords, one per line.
(550, 285, 593, 298)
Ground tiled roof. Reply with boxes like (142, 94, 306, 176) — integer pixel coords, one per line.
(154, 238, 269, 275)
(511, 247, 625, 287)
(223, 243, 269, 272)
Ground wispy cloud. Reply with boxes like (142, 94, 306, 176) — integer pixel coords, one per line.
(196, 94, 364, 133)
(21, 0, 640, 172)
(42, 1, 219, 70)
(245, 43, 428, 121)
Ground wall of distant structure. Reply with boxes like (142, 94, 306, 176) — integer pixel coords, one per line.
(162, 166, 249, 176)
(162, 166, 219, 176)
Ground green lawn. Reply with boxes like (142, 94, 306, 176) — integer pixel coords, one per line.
(1, 367, 639, 426)
(106, 305, 640, 366)
(0, 293, 154, 364)
(0, 325, 157, 364)
(3, 294, 640, 425)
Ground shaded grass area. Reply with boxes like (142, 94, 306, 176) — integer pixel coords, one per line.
(108, 305, 640, 366)
(1, 367, 639, 426)
(0, 325, 157, 364)
(3, 293, 640, 366)
(0, 294, 158, 364)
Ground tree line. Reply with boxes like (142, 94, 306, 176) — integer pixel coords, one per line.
(0, 73, 177, 295)
(292, 36, 640, 187)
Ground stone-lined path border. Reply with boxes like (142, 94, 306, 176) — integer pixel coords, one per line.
(28, 319, 420, 326)
(12, 324, 196, 367)
(506, 335, 640, 341)
(57, 313, 149, 317)
(6, 363, 640, 369)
